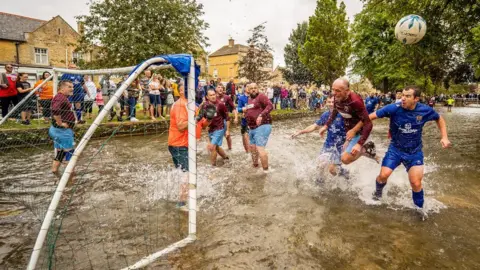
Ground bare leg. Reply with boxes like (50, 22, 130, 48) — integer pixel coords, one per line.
(249, 145, 259, 167)
(257, 146, 269, 170)
(21, 111, 26, 122)
(150, 105, 156, 120)
(242, 133, 249, 153)
(226, 135, 232, 150)
(216, 146, 228, 159)
(210, 148, 218, 166)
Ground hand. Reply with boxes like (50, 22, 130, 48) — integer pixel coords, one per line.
(346, 129, 357, 141)
(60, 122, 69, 128)
(440, 138, 451, 148)
(318, 126, 327, 137)
(350, 143, 362, 155)
(256, 116, 262, 126)
(291, 131, 301, 139)
(207, 143, 215, 152)
(242, 107, 247, 112)
(234, 118, 238, 125)
(0, 84, 7, 88)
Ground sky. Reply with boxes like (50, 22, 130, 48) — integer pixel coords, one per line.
(3, 0, 363, 67)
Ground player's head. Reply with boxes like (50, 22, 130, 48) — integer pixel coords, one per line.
(58, 80, 74, 96)
(216, 84, 225, 95)
(245, 83, 251, 95)
(370, 92, 375, 98)
(249, 83, 259, 98)
(206, 88, 217, 102)
(326, 94, 335, 112)
(332, 78, 350, 101)
(402, 85, 421, 109)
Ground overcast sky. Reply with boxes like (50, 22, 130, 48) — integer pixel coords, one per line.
(3, 0, 363, 67)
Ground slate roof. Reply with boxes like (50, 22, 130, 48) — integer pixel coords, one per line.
(209, 44, 250, 57)
(0, 12, 46, 41)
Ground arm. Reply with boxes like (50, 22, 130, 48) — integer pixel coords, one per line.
(355, 102, 373, 146)
(435, 115, 451, 148)
(176, 112, 188, 132)
(291, 124, 320, 138)
(229, 97, 238, 123)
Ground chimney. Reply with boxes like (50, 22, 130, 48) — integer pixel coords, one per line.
(228, 38, 234, 47)
(77, 21, 85, 35)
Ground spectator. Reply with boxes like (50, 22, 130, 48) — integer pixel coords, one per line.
(100, 75, 121, 121)
(298, 86, 307, 110)
(0, 64, 18, 119)
(35, 71, 54, 123)
(226, 78, 236, 102)
(126, 79, 140, 122)
(148, 74, 163, 120)
(95, 87, 104, 113)
(16, 73, 35, 125)
(272, 83, 281, 109)
(139, 70, 153, 118)
(280, 86, 289, 109)
(83, 75, 97, 120)
(172, 78, 180, 101)
(291, 85, 298, 109)
(159, 77, 169, 117)
(165, 80, 175, 116)
(266, 84, 274, 104)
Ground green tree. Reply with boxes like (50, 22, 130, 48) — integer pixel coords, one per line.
(238, 23, 274, 83)
(299, 0, 351, 86)
(467, 25, 480, 78)
(282, 22, 314, 85)
(76, 0, 208, 69)
(351, 0, 480, 94)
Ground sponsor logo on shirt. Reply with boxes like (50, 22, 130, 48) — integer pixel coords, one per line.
(339, 112, 352, 118)
(398, 123, 418, 134)
(246, 104, 254, 109)
(416, 115, 422, 123)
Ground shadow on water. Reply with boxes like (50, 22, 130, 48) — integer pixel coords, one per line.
(1, 106, 480, 269)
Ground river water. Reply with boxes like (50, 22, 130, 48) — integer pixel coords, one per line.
(1, 106, 480, 269)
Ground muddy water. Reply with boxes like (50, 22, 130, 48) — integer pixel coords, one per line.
(1, 107, 480, 269)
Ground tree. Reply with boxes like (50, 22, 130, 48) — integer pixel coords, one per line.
(351, 0, 480, 94)
(76, 0, 208, 69)
(282, 22, 314, 85)
(299, 0, 351, 86)
(467, 25, 480, 78)
(238, 23, 274, 84)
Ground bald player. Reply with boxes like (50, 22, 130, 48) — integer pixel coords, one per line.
(319, 78, 377, 165)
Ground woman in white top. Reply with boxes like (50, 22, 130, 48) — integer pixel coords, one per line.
(83, 75, 97, 120)
(148, 74, 165, 120)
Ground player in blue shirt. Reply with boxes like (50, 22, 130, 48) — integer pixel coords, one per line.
(60, 70, 88, 123)
(369, 86, 451, 220)
(236, 84, 250, 153)
(365, 93, 379, 114)
(292, 95, 348, 180)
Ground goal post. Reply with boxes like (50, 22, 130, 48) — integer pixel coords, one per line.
(25, 54, 198, 270)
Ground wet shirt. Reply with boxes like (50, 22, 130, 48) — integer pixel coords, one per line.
(325, 92, 372, 146)
(376, 103, 440, 154)
(60, 74, 84, 97)
(316, 111, 346, 150)
(245, 93, 273, 129)
(365, 96, 379, 112)
(51, 93, 75, 127)
(201, 100, 228, 133)
(168, 97, 188, 147)
(237, 94, 249, 126)
(218, 94, 235, 113)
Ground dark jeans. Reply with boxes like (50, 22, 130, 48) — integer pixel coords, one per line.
(0, 95, 18, 117)
(127, 97, 137, 118)
(168, 146, 189, 171)
(39, 99, 52, 118)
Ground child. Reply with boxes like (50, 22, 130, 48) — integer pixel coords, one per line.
(95, 88, 104, 113)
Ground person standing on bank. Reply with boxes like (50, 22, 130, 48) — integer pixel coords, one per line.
(34, 71, 54, 123)
(0, 64, 19, 119)
(16, 73, 35, 125)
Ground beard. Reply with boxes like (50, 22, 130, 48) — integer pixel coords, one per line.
(250, 92, 259, 99)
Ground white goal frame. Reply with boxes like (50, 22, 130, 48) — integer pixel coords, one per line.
(26, 56, 198, 270)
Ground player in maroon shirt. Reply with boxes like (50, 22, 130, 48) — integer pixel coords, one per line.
(200, 89, 229, 166)
(244, 83, 273, 171)
(319, 78, 377, 165)
(216, 84, 238, 150)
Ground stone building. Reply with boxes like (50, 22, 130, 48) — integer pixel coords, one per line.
(208, 38, 273, 83)
(0, 12, 95, 83)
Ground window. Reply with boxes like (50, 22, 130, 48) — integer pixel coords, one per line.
(58, 28, 61, 35)
(34, 48, 48, 65)
(213, 69, 218, 78)
(72, 52, 83, 64)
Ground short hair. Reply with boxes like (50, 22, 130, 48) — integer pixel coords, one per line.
(206, 88, 216, 95)
(58, 80, 73, 89)
(404, 85, 422, 98)
(18, 72, 28, 79)
(216, 83, 225, 90)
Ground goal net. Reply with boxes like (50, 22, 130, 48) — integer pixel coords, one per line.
(0, 55, 198, 269)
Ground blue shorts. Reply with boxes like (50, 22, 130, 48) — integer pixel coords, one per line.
(320, 145, 342, 165)
(69, 93, 85, 103)
(249, 124, 272, 147)
(49, 126, 74, 150)
(209, 129, 225, 146)
(149, 94, 161, 106)
(344, 134, 361, 154)
(382, 145, 424, 172)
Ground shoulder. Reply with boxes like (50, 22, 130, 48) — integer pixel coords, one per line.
(320, 111, 330, 119)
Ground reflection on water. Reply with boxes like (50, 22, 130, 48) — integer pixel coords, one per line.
(1, 106, 480, 269)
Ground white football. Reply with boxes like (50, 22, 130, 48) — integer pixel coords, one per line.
(395, 15, 427, 45)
